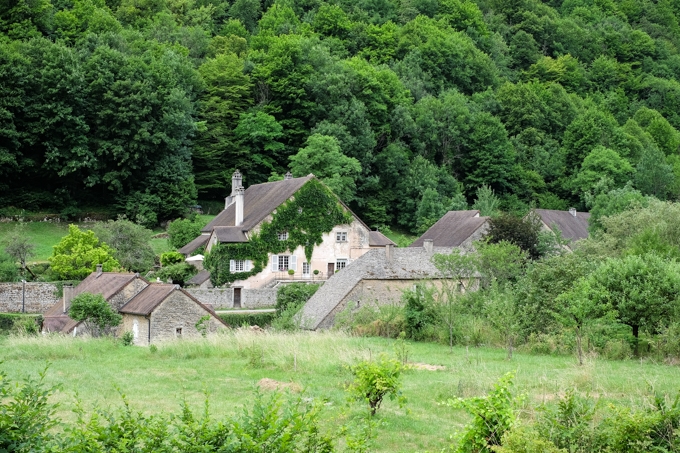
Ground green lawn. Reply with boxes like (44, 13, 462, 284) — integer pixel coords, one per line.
(0, 215, 218, 263)
(3, 332, 679, 452)
(0, 222, 73, 262)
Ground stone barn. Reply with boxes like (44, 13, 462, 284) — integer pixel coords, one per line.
(119, 284, 226, 345)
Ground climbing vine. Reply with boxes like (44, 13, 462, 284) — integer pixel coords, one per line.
(204, 179, 353, 286)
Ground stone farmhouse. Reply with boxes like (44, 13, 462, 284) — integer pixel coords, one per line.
(42, 266, 225, 345)
(179, 171, 394, 299)
(299, 241, 471, 329)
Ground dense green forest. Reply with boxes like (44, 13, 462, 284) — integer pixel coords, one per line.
(2, 0, 680, 230)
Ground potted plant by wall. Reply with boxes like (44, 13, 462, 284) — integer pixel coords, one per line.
(313, 269, 319, 275)
(288, 269, 295, 276)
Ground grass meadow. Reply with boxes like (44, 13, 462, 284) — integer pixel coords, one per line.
(3, 331, 680, 452)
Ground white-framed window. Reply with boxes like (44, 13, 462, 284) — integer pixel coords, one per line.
(336, 231, 347, 242)
(278, 231, 289, 241)
(271, 255, 297, 271)
(230, 259, 252, 272)
(302, 262, 310, 276)
(336, 259, 348, 270)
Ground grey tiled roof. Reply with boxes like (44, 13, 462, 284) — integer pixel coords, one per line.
(178, 234, 209, 255)
(410, 211, 488, 247)
(369, 231, 396, 246)
(187, 270, 211, 286)
(202, 176, 314, 233)
(213, 226, 248, 242)
(299, 246, 455, 330)
(535, 209, 590, 241)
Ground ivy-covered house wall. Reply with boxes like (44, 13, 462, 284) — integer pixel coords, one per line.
(203, 179, 374, 289)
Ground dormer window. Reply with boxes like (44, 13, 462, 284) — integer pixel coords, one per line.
(278, 231, 289, 241)
(336, 231, 347, 242)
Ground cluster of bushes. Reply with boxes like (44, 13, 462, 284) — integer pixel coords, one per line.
(0, 314, 41, 336)
(450, 374, 680, 453)
(337, 201, 680, 363)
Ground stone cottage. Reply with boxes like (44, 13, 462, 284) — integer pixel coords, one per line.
(42, 266, 225, 344)
(179, 171, 394, 296)
(299, 241, 477, 329)
(119, 283, 226, 345)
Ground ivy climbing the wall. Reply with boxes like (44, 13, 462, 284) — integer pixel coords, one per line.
(204, 179, 353, 286)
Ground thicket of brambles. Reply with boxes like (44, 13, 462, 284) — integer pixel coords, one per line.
(3, 0, 680, 230)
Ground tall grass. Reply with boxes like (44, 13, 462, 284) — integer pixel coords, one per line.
(3, 331, 680, 452)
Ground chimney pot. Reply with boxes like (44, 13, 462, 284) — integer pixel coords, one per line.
(235, 187, 245, 226)
(385, 244, 394, 262)
(284, 171, 293, 180)
(227, 170, 243, 208)
(569, 207, 577, 217)
(96, 264, 102, 276)
(423, 239, 434, 254)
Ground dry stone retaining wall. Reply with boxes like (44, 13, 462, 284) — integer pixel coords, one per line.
(0, 282, 60, 313)
(186, 287, 277, 309)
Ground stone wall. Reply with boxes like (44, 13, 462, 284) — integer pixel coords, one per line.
(186, 287, 277, 309)
(0, 282, 60, 313)
(149, 291, 225, 344)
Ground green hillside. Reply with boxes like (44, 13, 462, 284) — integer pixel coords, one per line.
(2, 0, 680, 232)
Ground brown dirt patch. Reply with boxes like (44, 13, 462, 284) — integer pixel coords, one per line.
(257, 378, 302, 393)
(410, 362, 446, 371)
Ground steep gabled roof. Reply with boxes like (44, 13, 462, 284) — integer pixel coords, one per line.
(42, 272, 140, 333)
(535, 209, 591, 242)
(202, 176, 314, 233)
(369, 231, 396, 247)
(119, 284, 176, 315)
(410, 211, 489, 248)
(299, 246, 456, 330)
(178, 234, 209, 255)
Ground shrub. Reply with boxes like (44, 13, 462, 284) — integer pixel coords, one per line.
(219, 312, 276, 327)
(121, 330, 134, 346)
(346, 354, 406, 415)
(153, 263, 197, 286)
(49, 225, 120, 280)
(334, 301, 405, 339)
(167, 218, 203, 249)
(448, 372, 518, 453)
(92, 218, 156, 273)
(275, 283, 319, 316)
(160, 251, 185, 267)
(68, 292, 122, 337)
(403, 285, 437, 340)
(492, 427, 566, 453)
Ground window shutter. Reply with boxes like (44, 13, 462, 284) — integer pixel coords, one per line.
(290, 255, 297, 271)
(230, 260, 235, 272)
(246, 260, 252, 271)
(271, 255, 278, 271)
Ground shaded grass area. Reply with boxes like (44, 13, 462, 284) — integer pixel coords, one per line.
(382, 228, 417, 247)
(219, 312, 276, 327)
(3, 332, 680, 453)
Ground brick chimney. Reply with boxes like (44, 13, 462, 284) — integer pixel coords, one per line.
(423, 239, 434, 254)
(284, 171, 293, 180)
(225, 170, 243, 208)
(235, 187, 245, 226)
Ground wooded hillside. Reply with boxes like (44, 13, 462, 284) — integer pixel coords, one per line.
(2, 0, 680, 231)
